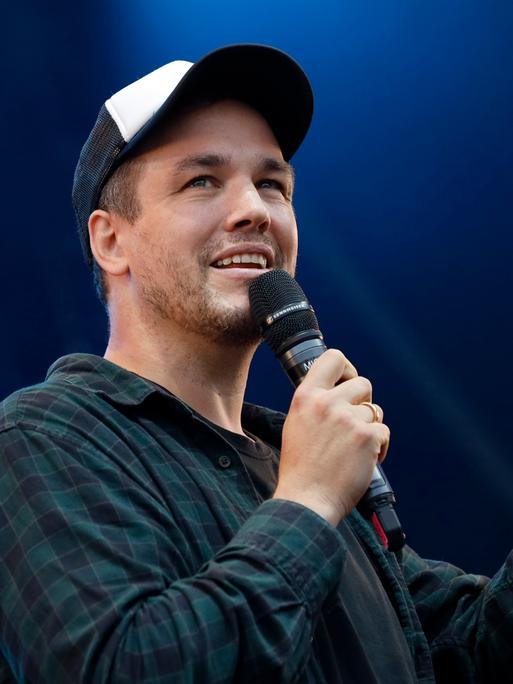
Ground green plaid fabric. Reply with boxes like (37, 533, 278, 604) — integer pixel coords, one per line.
(0, 354, 511, 683)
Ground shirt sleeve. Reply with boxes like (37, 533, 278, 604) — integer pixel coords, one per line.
(0, 425, 346, 684)
(400, 543, 513, 683)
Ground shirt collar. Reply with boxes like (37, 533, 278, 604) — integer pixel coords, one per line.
(45, 354, 285, 442)
(45, 353, 168, 407)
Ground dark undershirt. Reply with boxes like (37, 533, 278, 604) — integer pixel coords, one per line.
(149, 381, 279, 499)
(206, 421, 279, 500)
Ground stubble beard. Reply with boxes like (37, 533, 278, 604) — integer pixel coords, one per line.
(139, 244, 286, 346)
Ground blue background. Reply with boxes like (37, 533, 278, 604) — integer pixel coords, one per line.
(3, 1, 513, 576)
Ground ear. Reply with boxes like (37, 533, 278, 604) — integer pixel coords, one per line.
(88, 209, 129, 276)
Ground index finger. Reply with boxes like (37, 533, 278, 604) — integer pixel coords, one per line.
(301, 349, 357, 389)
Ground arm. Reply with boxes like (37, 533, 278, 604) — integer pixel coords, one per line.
(401, 544, 513, 682)
(0, 426, 345, 684)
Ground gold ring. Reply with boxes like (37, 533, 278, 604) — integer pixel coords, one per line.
(361, 401, 380, 423)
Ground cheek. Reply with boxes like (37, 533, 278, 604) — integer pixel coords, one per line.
(159, 202, 220, 251)
(124, 222, 177, 283)
(133, 210, 204, 259)
(274, 206, 298, 252)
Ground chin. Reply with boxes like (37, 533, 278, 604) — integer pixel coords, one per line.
(209, 302, 261, 347)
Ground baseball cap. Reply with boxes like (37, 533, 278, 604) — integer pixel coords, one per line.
(72, 44, 314, 268)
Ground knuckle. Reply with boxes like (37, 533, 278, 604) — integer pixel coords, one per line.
(346, 364, 358, 379)
(352, 422, 372, 445)
(373, 425, 390, 457)
(291, 385, 309, 410)
(326, 348, 351, 372)
(293, 385, 325, 414)
(326, 348, 345, 363)
(333, 408, 355, 429)
(311, 392, 331, 417)
(358, 376, 373, 395)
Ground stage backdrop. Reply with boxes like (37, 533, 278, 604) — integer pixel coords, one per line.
(3, 0, 513, 576)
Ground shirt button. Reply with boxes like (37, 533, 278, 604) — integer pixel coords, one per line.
(218, 455, 232, 469)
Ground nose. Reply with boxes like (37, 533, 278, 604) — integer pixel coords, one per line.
(223, 184, 271, 234)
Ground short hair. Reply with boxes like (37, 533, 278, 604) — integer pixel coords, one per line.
(94, 157, 144, 306)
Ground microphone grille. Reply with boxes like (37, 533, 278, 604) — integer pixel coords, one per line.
(248, 269, 321, 353)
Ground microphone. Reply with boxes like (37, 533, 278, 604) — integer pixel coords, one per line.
(248, 269, 405, 552)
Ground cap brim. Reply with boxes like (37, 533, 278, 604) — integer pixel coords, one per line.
(120, 44, 313, 163)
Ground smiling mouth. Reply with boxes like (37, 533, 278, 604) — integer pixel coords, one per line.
(213, 253, 268, 269)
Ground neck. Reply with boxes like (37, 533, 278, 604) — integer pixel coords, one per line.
(105, 307, 257, 436)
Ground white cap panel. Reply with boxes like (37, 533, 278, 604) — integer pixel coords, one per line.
(105, 60, 194, 142)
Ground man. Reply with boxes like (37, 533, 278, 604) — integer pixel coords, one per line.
(0, 44, 511, 683)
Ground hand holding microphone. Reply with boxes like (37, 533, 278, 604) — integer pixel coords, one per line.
(249, 269, 404, 549)
(274, 348, 390, 526)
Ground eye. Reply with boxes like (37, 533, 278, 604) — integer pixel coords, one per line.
(258, 178, 292, 200)
(186, 176, 215, 189)
(258, 178, 284, 191)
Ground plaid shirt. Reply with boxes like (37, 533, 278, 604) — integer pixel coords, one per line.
(0, 354, 511, 683)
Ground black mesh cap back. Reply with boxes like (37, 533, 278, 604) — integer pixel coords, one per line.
(72, 105, 125, 268)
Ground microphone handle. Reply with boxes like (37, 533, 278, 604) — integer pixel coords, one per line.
(278, 336, 405, 551)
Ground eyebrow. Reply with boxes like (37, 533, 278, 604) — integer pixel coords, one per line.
(172, 153, 295, 183)
(259, 157, 296, 183)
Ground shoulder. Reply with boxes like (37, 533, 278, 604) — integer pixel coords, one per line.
(0, 353, 191, 460)
(0, 353, 151, 449)
(0, 379, 67, 433)
(0, 355, 98, 433)
(0, 355, 164, 486)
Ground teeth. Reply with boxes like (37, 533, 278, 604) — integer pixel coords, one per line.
(215, 253, 267, 268)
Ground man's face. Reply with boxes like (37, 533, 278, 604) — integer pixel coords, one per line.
(119, 99, 298, 345)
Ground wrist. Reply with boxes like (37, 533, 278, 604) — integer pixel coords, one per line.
(272, 485, 349, 527)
